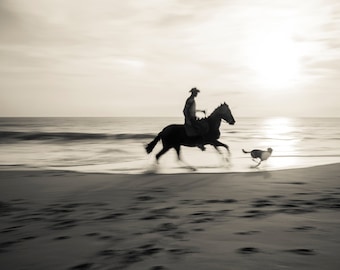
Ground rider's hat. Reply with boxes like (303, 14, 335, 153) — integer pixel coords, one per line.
(189, 87, 200, 93)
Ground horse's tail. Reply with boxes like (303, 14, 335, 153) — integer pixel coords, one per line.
(242, 149, 250, 154)
(145, 132, 162, 154)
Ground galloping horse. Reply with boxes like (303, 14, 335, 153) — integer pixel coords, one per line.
(145, 102, 235, 164)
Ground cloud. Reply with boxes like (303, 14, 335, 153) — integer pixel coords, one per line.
(304, 58, 340, 76)
(1, 0, 340, 116)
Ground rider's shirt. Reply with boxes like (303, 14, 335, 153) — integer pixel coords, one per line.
(183, 96, 196, 120)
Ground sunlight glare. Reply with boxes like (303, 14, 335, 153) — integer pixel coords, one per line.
(246, 31, 301, 89)
(264, 117, 295, 138)
(262, 117, 298, 157)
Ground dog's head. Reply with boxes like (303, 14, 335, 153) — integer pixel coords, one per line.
(267, 148, 273, 153)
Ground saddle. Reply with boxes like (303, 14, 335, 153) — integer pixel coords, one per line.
(184, 118, 209, 137)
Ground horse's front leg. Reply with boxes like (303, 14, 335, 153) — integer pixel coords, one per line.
(175, 145, 197, 171)
(212, 140, 230, 163)
(214, 140, 230, 156)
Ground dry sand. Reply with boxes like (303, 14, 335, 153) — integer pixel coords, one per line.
(0, 164, 340, 270)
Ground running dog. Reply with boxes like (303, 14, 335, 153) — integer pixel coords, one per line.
(242, 148, 273, 167)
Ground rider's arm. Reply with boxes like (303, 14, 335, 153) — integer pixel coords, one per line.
(196, 109, 206, 116)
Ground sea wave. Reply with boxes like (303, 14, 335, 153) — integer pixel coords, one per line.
(0, 131, 156, 143)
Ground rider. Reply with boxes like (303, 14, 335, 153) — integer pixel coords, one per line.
(183, 87, 206, 151)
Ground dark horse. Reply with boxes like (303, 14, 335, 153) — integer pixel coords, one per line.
(145, 102, 235, 165)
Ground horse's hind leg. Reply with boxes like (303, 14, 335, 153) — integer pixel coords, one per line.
(174, 145, 196, 171)
(155, 146, 171, 163)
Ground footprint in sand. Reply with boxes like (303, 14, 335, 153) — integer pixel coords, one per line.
(50, 219, 78, 230)
(277, 207, 315, 215)
(0, 240, 20, 250)
(267, 195, 284, 198)
(168, 248, 196, 255)
(97, 249, 116, 257)
(96, 212, 125, 220)
(0, 201, 26, 214)
(150, 266, 167, 270)
(242, 210, 269, 218)
(205, 199, 238, 204)
(316, 196, 340, 209)
(136, 195, 157, 203)
(237, 247, 261, 254)
(285, 248, 316, 255)
(97, 244, 164, 268)
(252, 199, 274, 208)
(68, 263, 93, 270)
(140, 206, 177, 220)
(154, 222, 178, 232)
(54, 236, 71, 240)
(1, 225, 23, 234)
(291, 226, 316, 232)
(152, 223, 187, 239)
(235, 231, 261, 236)
(189, 210, 231, 224)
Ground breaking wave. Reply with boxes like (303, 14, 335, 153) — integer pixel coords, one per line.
(0, 131, 156, 143)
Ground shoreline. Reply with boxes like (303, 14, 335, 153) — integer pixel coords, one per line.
(1, 163, 340, 269)
(0, 160, 339, 173)
(2, 158, 340, 175)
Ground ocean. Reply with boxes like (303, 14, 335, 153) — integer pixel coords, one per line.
(0, 117, 340, 174)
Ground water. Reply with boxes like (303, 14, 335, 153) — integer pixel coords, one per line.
(0, 117, 340, 174)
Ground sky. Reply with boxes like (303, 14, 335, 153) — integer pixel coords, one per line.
(0, 0, 339, 117)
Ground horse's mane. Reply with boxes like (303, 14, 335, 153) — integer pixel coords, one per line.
(208, 103, 225, 118)
(196, 103, 225, 123)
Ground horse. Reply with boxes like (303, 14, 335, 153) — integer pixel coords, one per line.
(145, 102, 235, 167)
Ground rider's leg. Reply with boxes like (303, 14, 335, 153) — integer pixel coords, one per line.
(197, 132, 206, 151)
(174, 145, 181, 161)
(198, 143, 206, 151)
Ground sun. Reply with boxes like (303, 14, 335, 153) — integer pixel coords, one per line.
(246, 32, 301, 89)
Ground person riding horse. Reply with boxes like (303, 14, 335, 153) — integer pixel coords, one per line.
(183, 87, 206, 151)
(146, 102, 236, 166)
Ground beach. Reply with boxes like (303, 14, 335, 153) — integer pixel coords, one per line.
(1, 164, 340, 270)
(2, 0, 340, 268)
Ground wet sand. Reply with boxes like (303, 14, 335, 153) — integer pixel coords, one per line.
(1, 164, 340, 270)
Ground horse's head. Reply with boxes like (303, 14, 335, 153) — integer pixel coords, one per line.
(218, 102, 235, 125)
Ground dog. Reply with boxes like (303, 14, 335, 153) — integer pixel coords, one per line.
(242, 148, 273, 167)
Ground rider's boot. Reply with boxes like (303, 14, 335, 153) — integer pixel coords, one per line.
(198, 144, 206, 151)
(197, 135, 206, 151)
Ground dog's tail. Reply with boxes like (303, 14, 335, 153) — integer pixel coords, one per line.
(242, 149, 250, 154)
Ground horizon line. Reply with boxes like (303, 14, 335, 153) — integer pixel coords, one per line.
(0, 116, 339, 119)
